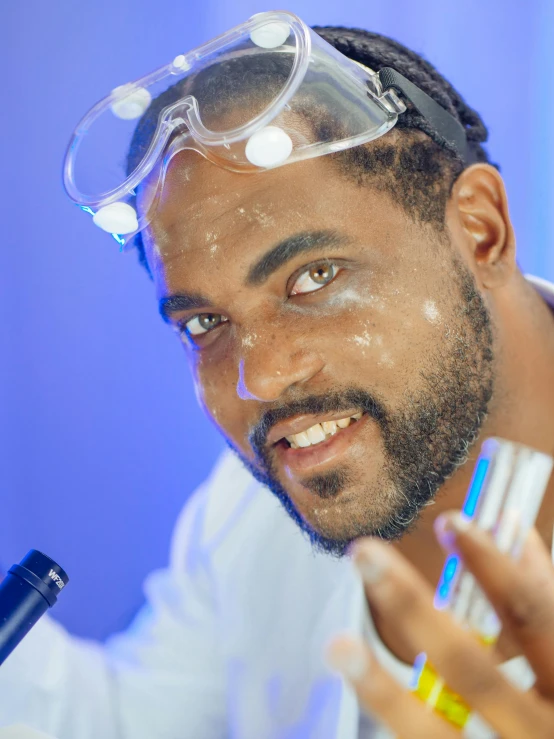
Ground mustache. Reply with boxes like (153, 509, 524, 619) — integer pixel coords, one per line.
(249, 387, 388, 458)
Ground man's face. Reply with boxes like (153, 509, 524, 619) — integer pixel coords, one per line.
(144, 149, 494, 555)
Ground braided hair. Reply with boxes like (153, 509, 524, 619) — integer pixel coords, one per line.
(131, 26, 495, 273)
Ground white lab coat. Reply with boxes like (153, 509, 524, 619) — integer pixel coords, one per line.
(0, 274, 552, 739)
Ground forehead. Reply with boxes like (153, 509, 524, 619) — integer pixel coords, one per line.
(143, 149, 417, 291)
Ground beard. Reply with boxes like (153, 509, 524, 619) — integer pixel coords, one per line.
(226, 257, 495, 557)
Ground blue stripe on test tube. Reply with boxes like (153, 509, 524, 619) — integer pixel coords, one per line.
(434, 456, 490, 608)
(435, 554, 460, 608)
(463, 457, 490, 518)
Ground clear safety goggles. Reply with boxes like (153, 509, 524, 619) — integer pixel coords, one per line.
(63, 10, 474, 247)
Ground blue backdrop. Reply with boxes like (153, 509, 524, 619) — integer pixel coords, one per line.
(1, 0, 553, 640)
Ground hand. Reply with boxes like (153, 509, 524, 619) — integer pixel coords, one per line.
(326, 512, 554, 738)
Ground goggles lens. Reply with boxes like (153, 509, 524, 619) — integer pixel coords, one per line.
(64, 11, 405, 242)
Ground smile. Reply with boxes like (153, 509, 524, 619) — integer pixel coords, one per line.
(269, 411, 368, 475)
(285, 413, 363, 448)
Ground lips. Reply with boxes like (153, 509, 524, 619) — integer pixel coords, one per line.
(272, 412, 369, 475)
(267, 409, 364, 446)
(284, 413, 363, 449)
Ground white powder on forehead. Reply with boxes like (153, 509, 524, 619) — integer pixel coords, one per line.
(203, 229, 221, 257)
(423, 299, 441, 324)
(252, 204, 274, 227)
(235, 203, 275, 228)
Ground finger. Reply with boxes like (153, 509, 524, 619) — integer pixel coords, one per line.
(326, 634, 459, 739)
(435, 513, 554, 698)
(353, 538, 552, 738)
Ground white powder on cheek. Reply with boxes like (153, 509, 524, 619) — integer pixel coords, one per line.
(242, 332, 258, 349)
(313, 508, 330, 523)
(327, 288, 386, 311)
(423, 299, 441, 324)
(349, 330, 393, 367)
(378, 350, 395, 368)
(350, 331, 372, 348)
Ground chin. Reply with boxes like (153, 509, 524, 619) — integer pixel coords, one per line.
(292, 473, 423, 552)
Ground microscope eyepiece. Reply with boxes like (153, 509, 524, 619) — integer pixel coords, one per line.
(0, 550, 69, 665)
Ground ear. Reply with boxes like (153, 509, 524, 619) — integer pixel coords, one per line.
(450, 164, 516, 289)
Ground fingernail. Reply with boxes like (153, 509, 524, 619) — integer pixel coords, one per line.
(434, 511, 471, 549)
(325, 637, 369, 681)
(353, 540, 390, 584)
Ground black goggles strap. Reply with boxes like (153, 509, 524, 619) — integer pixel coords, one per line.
(378, 67, 478, 166)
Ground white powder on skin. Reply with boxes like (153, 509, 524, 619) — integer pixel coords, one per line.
(242, 332, 258, 349)
(378, 350, 395, 368)
(252, 205, 274, 228)
(351, 331, 372, 348)
(313, 508, 330, 523)
(326, 288, 387, 312)
(423, 299, 441, 324)
(203, 229, 221, 257)
(235, 203, 275, 228)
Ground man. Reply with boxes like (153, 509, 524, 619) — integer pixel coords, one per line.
(2, 18, 554, 738)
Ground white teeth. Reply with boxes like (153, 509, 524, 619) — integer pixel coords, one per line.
(294, 431, 311, 448)
(307, 424, 326, 444)
(285, 413, 363, 449)
(322, 420, 338, 435)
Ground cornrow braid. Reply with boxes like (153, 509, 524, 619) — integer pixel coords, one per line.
(313, 26, 492, 164)
(131, 26, 496, 275)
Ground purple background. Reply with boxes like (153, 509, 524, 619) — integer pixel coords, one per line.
(2, 0, 553, 640)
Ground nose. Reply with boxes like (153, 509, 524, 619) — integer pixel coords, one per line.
(237, 332, 324, 402)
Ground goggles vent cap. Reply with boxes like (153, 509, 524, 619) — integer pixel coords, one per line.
(92, 202, 139, 234)
(250, 21, 291, 48)
(245, 126, 293, 168)
(110, 85, 152, 120)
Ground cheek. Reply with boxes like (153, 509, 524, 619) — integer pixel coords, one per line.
(320, 286, 448, 396)
(190, 352, 243, 434)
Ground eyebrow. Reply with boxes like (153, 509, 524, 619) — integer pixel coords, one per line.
(246, 230, 349, 286)
(159, 293, 213, 323)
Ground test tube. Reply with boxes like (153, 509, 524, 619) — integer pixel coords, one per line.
(411, 437, 553, 729)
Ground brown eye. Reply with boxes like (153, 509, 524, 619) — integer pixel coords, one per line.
(291, 263, 338, 295)
(185, 313, 225, 336)
(310, 264, 333, 284)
